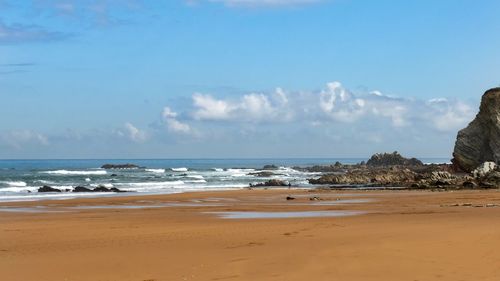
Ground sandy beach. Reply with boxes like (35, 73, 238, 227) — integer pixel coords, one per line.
(1, 189, 500, 281)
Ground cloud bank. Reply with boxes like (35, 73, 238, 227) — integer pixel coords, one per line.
(0, 81, 478, 158)
(171, 81, 475, 134)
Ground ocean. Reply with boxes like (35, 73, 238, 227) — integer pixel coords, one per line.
(0, 158, 449, 202)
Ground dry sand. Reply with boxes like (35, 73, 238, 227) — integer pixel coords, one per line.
(1, 189, 500, 281)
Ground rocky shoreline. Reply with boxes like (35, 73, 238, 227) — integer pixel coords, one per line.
(305, 88, 500, 190)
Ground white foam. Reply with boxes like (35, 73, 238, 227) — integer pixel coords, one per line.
(187, 174, 204, 180)
(85, 178, 91, 182)
(116, 181, 185, 188)
(146, 169, 166, 173)
(171, 167, 188, 172)
(90, 183, 114, 188)
(212, 168, 224, 172)
(185, 179, 207, 183)
(0, 181, 27, 187)
(0, 186, 37, 192)
(41, 170, 107, 176)
(35, 180, 54, 185)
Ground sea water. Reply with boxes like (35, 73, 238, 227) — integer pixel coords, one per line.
(0, 158, 449, 202)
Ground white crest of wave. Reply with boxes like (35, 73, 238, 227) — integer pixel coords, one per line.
(185, 179, 207, 183)
(116, 181, 185, 187)
(171, 167, 188, 172)
(41, 170, 107, 175)
(146, 169, 166, 173)
(186, 174, 204, 179)
(0, 186, 37, 192)
(35, 180, 54, 185)
(90, 183, 114, 188)
(0, 181, 27, 187)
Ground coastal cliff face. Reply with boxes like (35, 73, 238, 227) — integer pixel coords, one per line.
(452, 88, 500, 172)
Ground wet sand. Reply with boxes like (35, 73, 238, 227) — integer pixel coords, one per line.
(1, 189, 500, 281)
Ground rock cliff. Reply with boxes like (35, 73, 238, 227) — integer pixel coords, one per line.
(452, 88, 500, 172)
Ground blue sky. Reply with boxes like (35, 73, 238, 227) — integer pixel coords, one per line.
(0, 0, 499, 159)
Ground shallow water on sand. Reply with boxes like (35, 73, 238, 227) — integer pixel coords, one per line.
(206, 210, 367, 219)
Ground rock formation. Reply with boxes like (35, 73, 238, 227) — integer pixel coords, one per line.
(367, 151, 423, 167)
(452, 88, 500, 172)
(101, 163, 139, 169)
(38, 185, 62, 192)
(308, 167, 418, 186)
(251, 179, 290, 187)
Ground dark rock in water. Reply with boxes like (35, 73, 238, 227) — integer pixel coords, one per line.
(101, 164, 139, 169)
(254, 179, 289, 187)
(93, 186, 111, 192)
(262, 165, 279, 170)
(73, 186, 92, 192)
(110, 174, 118, 177)
(452, 88, 500, 172)
(110, 187, 126, 193)
(38, 185, 62, 193)
(293, 165, 346, 173)
(367, 151, 423, 167)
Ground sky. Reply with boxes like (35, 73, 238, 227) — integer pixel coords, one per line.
(0, 0, 499, 159)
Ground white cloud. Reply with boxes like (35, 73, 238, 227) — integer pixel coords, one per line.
(168, 81, 477, 134)
(425, 98, 475, 132)
(192, 89, 290, 122)
(162, 106, 178, 118)
(122, 122, 148, 142)
(0, 130, 49, 148)
(319, 81, 366, 122)
(162, 106, 191, 134)
(165, 118, 191, 134)
(192, 94, 233, 120)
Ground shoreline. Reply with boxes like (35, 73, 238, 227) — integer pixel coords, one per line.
(2, 188, 500, 280)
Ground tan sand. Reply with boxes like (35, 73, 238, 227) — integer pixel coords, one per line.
(1, 189, 500, 281)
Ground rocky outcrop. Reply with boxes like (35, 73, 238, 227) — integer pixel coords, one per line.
(262, 165, 279, 170)
(251, 179, 290, 187)
(366, 151, 423, 167)
(452, 88, 500, 172)
(73, 186, 92, 192)
(101, 164, 139, 169)
(308, 167, 418, 186)
(38, 185, 62, 192)
(73, 185, 126, 192)
(472, 162, 497, 178)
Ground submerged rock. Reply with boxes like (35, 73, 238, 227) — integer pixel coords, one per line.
(38, 185, 62, 193)
(452, 88, 500, 172)
(366, 151, 423, 167)
(101, 164, 139, 169)
(253, 179, 290, 187)
(262, 165, 279, 170)
(73, 186, 92, 192)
